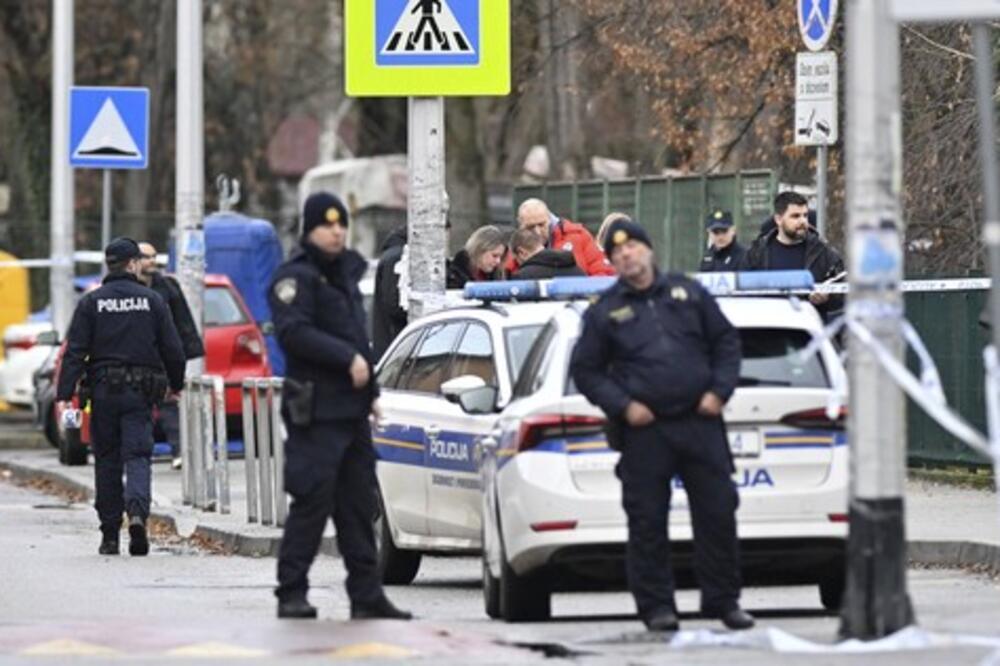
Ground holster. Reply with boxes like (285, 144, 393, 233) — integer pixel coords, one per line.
(106, 366, 127, 394)
(283, 378, 314, 427)
(77, 373, 92, 408)
(604, 417, 626, 452)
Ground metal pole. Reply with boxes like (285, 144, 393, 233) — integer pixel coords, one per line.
(817, 145, 828, 237)
(270, 379, 287, 527)
(255, 379, 274, 526)
(50, 0, 75, 336)
(212, 376, 229, 515)
(101, 170, 112, 253)
(176, 0, 205, 379)
(973, 25, 1000, 378)
(241, 379, 259, 523)
(190, 381, 206, 509)
(200, 376, 216, 511)
(840, 0, 914, 638)
(406, 96, 448, 320)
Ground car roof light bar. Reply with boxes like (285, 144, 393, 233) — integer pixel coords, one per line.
(462, 270, 816, 302)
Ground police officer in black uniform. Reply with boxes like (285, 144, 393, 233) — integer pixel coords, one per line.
(570, 218, 754, 632)
(699, 210, 746, 273)
(56, 238, 186, 556)
(269, 192, 411, 621)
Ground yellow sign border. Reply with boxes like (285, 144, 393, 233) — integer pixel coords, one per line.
(345, 0, 510, 97)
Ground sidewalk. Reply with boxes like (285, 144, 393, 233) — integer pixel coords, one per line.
(1, 446, 998, 569)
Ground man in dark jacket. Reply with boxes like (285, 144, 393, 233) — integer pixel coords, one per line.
(742, 191, 845, 321)
(570, 219, 753, 633)
(268, 191, 411, 622)
(138, 242, 206, 467)
(509, 228, 586, 280)
(372, 228, 408, 359)
(699, 210, 746, 273)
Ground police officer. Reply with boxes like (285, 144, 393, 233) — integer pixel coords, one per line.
(699, 210, 746, 273)
(56, 238, 185, 556)
(269, 191, 411, 621)
(570, 218, 754, 632)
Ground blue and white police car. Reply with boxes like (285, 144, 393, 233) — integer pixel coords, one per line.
(373, 272, 848, 623)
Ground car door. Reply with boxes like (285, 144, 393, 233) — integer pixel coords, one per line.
(426, 321, 504, 543)
(376, 321, 465, 544)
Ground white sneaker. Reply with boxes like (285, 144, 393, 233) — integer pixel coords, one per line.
(171, 457, 183, 470)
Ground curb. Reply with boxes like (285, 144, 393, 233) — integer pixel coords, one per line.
(0, 460, 94, 500)
(909, 540, 1000, 575)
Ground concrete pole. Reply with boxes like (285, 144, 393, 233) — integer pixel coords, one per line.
(50, 0, 75, 336)
(816, 145, 828, 237)
(406, 96, 448, 318)
(973, 25, 1000, 374)
(176, 0, 205, 376)
(840, 0, 914, 638)
(101, 170, 112, 256)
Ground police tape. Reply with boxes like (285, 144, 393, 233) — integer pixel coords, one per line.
(0, 251, 105, 269)
(719, 277, 992, 296)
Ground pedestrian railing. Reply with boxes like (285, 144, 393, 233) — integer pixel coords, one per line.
(241, 378, 288, 527)
(179, 375, 230, 514)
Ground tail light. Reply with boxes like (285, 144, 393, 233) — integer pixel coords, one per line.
(530, 520, 578, 532)
(6, 335, 36, 351)
(828, 513, 848, 523)
(779, 406, 847, 431)
(515, 414, 606, 453)
(233, 331, 265, 365)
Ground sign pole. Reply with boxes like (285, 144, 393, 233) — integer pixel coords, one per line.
(816, 144, 828, 237)
(176, 0, 205, 377)
(50, 0, 75, 336)
(406, 96, 448, 319)
(101, 169, 112, 259)
(840, 0, 914, 638)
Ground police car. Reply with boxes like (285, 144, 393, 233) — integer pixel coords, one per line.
(374, 273, 848, 622)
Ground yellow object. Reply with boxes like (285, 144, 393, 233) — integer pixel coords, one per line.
(0, 251, 30, 359)
(20, 639, 117, 656)
(345, 0, 510, 96)
(328, 642, 416, 659)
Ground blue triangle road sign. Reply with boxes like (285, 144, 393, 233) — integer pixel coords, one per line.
(70, 87, 149, 170)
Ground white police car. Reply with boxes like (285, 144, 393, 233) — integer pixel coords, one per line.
(374, 273, 848, 623)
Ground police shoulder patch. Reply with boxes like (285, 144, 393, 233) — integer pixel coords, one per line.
(608, 305, 635, 323)
(274, 277, 298, 304)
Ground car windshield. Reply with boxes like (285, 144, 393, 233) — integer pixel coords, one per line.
(204, 286, 248, 327)
(565, 327, 829, 394)
(504, 325, 544, 384)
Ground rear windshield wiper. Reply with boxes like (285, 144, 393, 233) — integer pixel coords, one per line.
(738, 377, 793, 387)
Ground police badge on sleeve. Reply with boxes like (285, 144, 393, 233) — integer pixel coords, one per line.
(274, 278, 298, 304)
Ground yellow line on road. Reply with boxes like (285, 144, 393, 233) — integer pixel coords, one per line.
(20, 639, 118, 656)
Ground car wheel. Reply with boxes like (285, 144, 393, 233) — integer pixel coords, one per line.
(58, 428, 88, 466)
(44, 406, 59, 447)
(375, 492, 421, 585)
(499, 534, 550, 622)
(819, 574, 845, 611)
(482, 534, 501, 619)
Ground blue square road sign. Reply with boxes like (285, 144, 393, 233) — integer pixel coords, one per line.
(70, 87, 149, 170)
(375, 0, 480, 67)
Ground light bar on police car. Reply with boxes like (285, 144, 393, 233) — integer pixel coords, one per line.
(463, 280, 541, 301)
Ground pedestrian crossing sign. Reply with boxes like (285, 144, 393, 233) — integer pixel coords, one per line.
(69, 87, 149, 169)
(346, 0, 510, 96)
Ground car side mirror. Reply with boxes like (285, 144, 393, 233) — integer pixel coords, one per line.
(36, 330, 60, 346)
(457, 386, 499, 415)
(441, 375, 488, 404)
(258, 321, 275, 336)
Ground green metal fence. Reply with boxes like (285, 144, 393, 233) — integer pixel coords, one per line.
(513, 170, 778, 272)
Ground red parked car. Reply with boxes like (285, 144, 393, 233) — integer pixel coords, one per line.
(54, 274, 270, 465)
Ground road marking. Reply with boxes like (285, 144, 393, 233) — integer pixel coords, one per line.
(166, 641, 268, 657)
(328, 642, 417, 659)
(20, 639, 118, 656)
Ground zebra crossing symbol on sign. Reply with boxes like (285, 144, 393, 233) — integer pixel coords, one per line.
(377, 0, 479, 66)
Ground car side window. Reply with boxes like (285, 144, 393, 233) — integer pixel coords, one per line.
(451, 323, 496, 387)
(399, 322, 464, 394)
(376, 329, 423, 390)
(512, 321, 556, 399)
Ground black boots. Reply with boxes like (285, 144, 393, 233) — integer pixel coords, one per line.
(128, 516, 149, 556)
(277, 599, 319, 619)
(719, 608, 755, 630)
(98, 532, 119, 555)
(350, 597, 413, 620)
(643, 609, 680, 632)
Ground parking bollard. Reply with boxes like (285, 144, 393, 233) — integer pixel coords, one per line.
(241, 379, 259, 523)
(189, 380, 207, 509)
(179, 380, 192, 505)
(255, 378, 274, 526)
(212, 376, 230, 515)
(269, 378, 287, 527)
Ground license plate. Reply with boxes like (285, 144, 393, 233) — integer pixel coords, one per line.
(728, 430, 761, 457)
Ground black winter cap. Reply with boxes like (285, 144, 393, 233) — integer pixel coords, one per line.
(302, 191, 349, 237)
(104, 237, 142, 263)
(603, 218, 653, 258)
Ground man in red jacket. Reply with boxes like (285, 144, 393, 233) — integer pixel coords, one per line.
(507, 198, 616, 276)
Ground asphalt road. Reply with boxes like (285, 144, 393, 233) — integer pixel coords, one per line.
(1, 473, 999, 665)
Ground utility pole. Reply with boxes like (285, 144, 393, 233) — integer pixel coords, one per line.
(406, 96, 448, 319)
(175, 0, 205, 376)
(50, 0, 75, 335)
(840, 0, 914, 638)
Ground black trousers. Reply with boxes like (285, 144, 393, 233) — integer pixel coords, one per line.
(616, 414, 741, 619)
(275, 419, 382, 606)
(89, 383, 154, 533)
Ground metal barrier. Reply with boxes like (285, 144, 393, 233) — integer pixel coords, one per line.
(179, 375, 230, 513)
(241, 377, 288, 527)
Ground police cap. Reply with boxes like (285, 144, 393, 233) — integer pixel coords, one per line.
(104, 237, 142, 263)
(302, 191, 349, 238)
(603, 218, 652, 258)
(705, 210, 734, 231)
